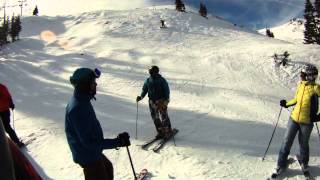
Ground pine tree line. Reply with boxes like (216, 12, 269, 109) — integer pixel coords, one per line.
(304, 0, 320, 44)
(175, 0, 209, 18)
(266, 29, 274, 38)
(0, 15, 22, 47)
(175, 0, 185, 12)
(199, 2, 207, 18)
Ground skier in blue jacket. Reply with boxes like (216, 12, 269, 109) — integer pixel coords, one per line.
(65, 68, 130, 180)
(136, 66, 173, 139)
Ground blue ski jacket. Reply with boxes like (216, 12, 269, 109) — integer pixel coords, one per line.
(140, 74, 170, 101)
(65, 90, 120, 166)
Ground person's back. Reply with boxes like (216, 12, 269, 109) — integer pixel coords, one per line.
(65, 90, 106, 165)
(137, 66, 173, 138)
(0, 84, 24, 147)
(65, 68, 131, 180)
(0, 84, 13, 112)
(144, 74, 169, 102)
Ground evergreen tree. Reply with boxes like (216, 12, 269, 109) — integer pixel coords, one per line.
(15, 16, 22, 40)
(199, 2, 207, 18)
(3, 17, 9, 43)
(10, 15, 21, 42)
(33, 6, 39, 16)
(10, 15, 16, 42)
(0, 25, 4, 46)
(304, 0, 317, 44)
(0, 16, 10, 47)
(315, 0, 320, 44)
(175, 0, 185, 12)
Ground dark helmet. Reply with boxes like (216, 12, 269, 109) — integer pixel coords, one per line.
(70, 68, 101, 87)
(301, 64, 318, 81)
(148, 65, 159, 76)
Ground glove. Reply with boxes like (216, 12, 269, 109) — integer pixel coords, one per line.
(9, 103, 15, 110)
(136, 96, 142, 102)
(280, 99, 287, 108)
(316, 113, 320, 122)
(117, 132, 130, 147)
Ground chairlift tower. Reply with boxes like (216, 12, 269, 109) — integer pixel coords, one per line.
(18, 0, 27, 16)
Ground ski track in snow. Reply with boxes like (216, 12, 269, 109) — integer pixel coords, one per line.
(1, 5, 320, 180)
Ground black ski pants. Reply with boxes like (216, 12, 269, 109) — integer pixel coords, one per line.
(81, 155, 114, 180)
(0, 109, 20, 144)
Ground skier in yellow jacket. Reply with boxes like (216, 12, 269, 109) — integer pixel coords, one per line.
(276, 64, 320, 173)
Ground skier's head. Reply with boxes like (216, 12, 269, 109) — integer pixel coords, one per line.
(149, 65, 159, 77)
(301, 64, 318, 82)
(70, 68, 101, 95)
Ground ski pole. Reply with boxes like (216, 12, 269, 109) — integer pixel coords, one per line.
(136, 102, 138, 140)
(126, 146, 137, 180)
(262, 107, 283, 161)
(172, 128, 176, 146)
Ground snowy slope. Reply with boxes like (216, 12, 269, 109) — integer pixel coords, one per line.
(1, 6, 320, 180)
(258, 18, 305, 44)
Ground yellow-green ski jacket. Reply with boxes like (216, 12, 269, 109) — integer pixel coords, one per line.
(286, 81, 320, 124)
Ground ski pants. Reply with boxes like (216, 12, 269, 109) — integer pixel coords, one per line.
(149, 99, 172, 134)
(81, 155, 113, 180)
(277, 117, 313, 167)
(0, 109, 20, 144)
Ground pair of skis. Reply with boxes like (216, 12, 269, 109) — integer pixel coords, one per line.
(141, 128, 178, 153)
(268, 155, 312, 180)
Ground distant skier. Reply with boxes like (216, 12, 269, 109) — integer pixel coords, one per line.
(136, 66, 173, 139)
(0, 83, 24, 148)
(160, 19, 166, 28)
(65, 68, 131, 180)
(275, 64, 320, 174)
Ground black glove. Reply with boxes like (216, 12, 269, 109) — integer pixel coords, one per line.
(280, 99, 287, 108)
(316, 113, 320, 122)
(136, 96, 142, 102)
(9, 103, 15, 110)
(117, 132, 130, 147)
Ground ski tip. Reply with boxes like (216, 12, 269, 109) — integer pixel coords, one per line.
(153, 149, 160, 153)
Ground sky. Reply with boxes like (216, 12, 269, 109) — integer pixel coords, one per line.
(149, 0, 305, 29)
(0, 0, 305, 29)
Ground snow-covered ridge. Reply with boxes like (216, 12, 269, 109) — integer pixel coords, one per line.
(1, 6, 320, 179)
(259, 18, 305, 44)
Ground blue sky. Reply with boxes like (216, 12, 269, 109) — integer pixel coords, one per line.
(148, 0, 305, 29)
(0, 0, 305, 29)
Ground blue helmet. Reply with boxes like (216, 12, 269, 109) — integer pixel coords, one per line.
(70, 68, 101, 86)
